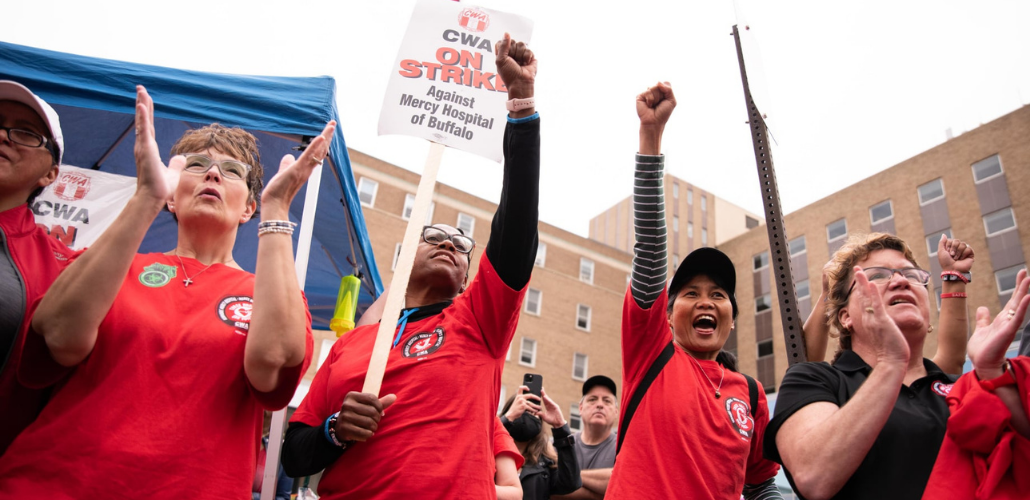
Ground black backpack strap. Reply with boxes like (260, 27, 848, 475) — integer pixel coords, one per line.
(743, 373, 758, 417)
(617, 341, 675, 454)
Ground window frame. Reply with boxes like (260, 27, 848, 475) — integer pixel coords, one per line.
(983, 208, 1017, 237)
(972, 154, 1004, 184)
(701, 228, 708, 246)
(576, 304, 592, 331)
(519, 337, 537, 367)
(757, 339, 774, 359)
(869, 199, 894, 224)
(357, 177, 379, 207)
(917, 178, 946, 206)
(687, 222, 694, 238)
(569, 405, 582, 432)
(535, 242, 547, 267)
(925, 229, 953, 257)
(996, 265, 1027, 295)
(796, 279, 811, 299)
(788, 236, 807, 257)
(572, 352, 588, 381)
(755, 294, 773, 313)
(524, 288, 542, 316)
(456, 212, 475, 237)
(826, 218, 848, 243)
(753, 251, 770, 272)
(580, 257, 595, 285)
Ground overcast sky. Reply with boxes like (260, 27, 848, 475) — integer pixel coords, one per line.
(6, 0, 1028, 237)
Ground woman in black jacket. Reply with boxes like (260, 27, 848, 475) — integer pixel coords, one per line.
(500, 386, 581, 499)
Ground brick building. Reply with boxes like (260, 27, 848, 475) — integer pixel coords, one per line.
(721, 105, 1030, 392)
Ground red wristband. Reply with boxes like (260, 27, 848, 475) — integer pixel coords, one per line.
(940, 292, 967, 299)
(941, 271, 970, 283)
(980, 360, 1017, 392)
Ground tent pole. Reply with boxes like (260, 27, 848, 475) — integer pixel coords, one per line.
(260, 160, 323, 500)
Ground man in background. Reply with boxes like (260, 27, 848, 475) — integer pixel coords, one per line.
(553, 375, 618, 499)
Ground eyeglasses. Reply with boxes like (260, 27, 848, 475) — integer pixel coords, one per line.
(844, 267, 931, 300)
(183, 154, 252, 182)
(1, 125, 50, 149)
(422, 225, 475, 254)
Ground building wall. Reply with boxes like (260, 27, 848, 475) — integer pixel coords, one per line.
(299, 150, 632, 430)
(721, 105, 1030, 391)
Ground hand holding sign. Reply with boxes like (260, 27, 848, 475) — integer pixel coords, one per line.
(495, 33, 536, 109)
(636, 82, 676, 155)
(132, 85, 182, 207)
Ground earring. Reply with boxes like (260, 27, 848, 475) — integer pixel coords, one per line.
(927, 324, 934, 333)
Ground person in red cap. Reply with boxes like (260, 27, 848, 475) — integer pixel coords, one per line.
(606, 82, 781, 500)
(0, 80, 75, 455)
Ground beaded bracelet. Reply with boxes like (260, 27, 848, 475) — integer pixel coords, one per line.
(324, 412, 348, 448)
(258, 226, 294, 237)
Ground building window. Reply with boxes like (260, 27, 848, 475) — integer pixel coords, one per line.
(918, 178, 945, 205)
(925, 229, 952, 257)
(756, 294, 772, 313)
(796, 279, 810, 299)
(687, 189, 693, 205)
(972, 154, 1003, 183)
(757, 339, 774, 358)
(983, 208, 1017, 237)
(701, 195, 707, 211)
(572, 353, 588, 381)
(357, 177, 378, 207)
(580, 258, 595, 284)
(519, 338, 537, 367)
(672, 215, 679, 231)
(576, 304, 592, 331)
(569, 405, 582, 432)
(701, 228, 708, 246)
(673, 182, 680, 199)
(753, 252, 769, 271)
(869, 200, 893, 224)
(498, 385, 507, 415)
(456, 212, 475, 237)
(506, 345, 511, 361)
(687, 222, 694, 238)
(745, 215, 760, 229)
(996, 265, 1027, 295)
(827, 219, 847, 242)
(390, 243, 402, 271)
(402, 195, 435, 224)
(535, 242, 547, 267)
(788, 236, 806, 257)
(524, 288, 542, 315)
(672, 253, 679, 271)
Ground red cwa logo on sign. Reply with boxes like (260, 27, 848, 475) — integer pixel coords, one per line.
(458, 8, 489, 33)
(54, 172, 91, 201)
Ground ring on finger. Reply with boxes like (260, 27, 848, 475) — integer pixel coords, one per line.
(1008, 309, 1017, 318)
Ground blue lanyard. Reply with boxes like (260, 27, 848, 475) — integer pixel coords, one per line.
(392, 308, 420, 348)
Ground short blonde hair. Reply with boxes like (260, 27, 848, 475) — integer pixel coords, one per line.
(170, 123, 263, 219)
(825, 233, 921, 360)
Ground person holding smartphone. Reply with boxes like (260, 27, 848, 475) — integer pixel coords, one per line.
(500, 384, 581, 499)
(281, 34, 541, 500)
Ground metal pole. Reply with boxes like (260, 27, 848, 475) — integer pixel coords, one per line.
(731, 25, 807, 365)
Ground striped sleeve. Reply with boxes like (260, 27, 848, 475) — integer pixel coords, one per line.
(742, 477, 784, 500)
(630, 154, 667, 308)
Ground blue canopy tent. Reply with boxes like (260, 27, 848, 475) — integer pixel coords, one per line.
(0, 40, 384, 326)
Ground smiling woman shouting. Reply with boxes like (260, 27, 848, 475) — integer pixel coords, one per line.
(605, 82, 781, 500)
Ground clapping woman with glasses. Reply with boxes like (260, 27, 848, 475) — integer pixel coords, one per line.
(764, 233, 1022, 499)
(281, 34, 541, 500)
(0, 85, 319, 498)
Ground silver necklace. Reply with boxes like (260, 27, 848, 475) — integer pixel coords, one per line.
(174, 253, 215, 288)
(688, 353, 725, 399)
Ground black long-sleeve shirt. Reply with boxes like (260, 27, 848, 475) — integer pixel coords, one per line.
(282, 115, 541, 478)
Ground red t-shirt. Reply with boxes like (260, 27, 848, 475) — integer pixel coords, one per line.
(922, 356, 1030, 499)
(0, 253, 313, 499)
(607, 288, 779, 500)
(291, 254, 524, 500)
(494, 416, 525, 471)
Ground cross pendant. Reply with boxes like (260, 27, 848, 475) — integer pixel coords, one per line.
(183, 277, 193, 287)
